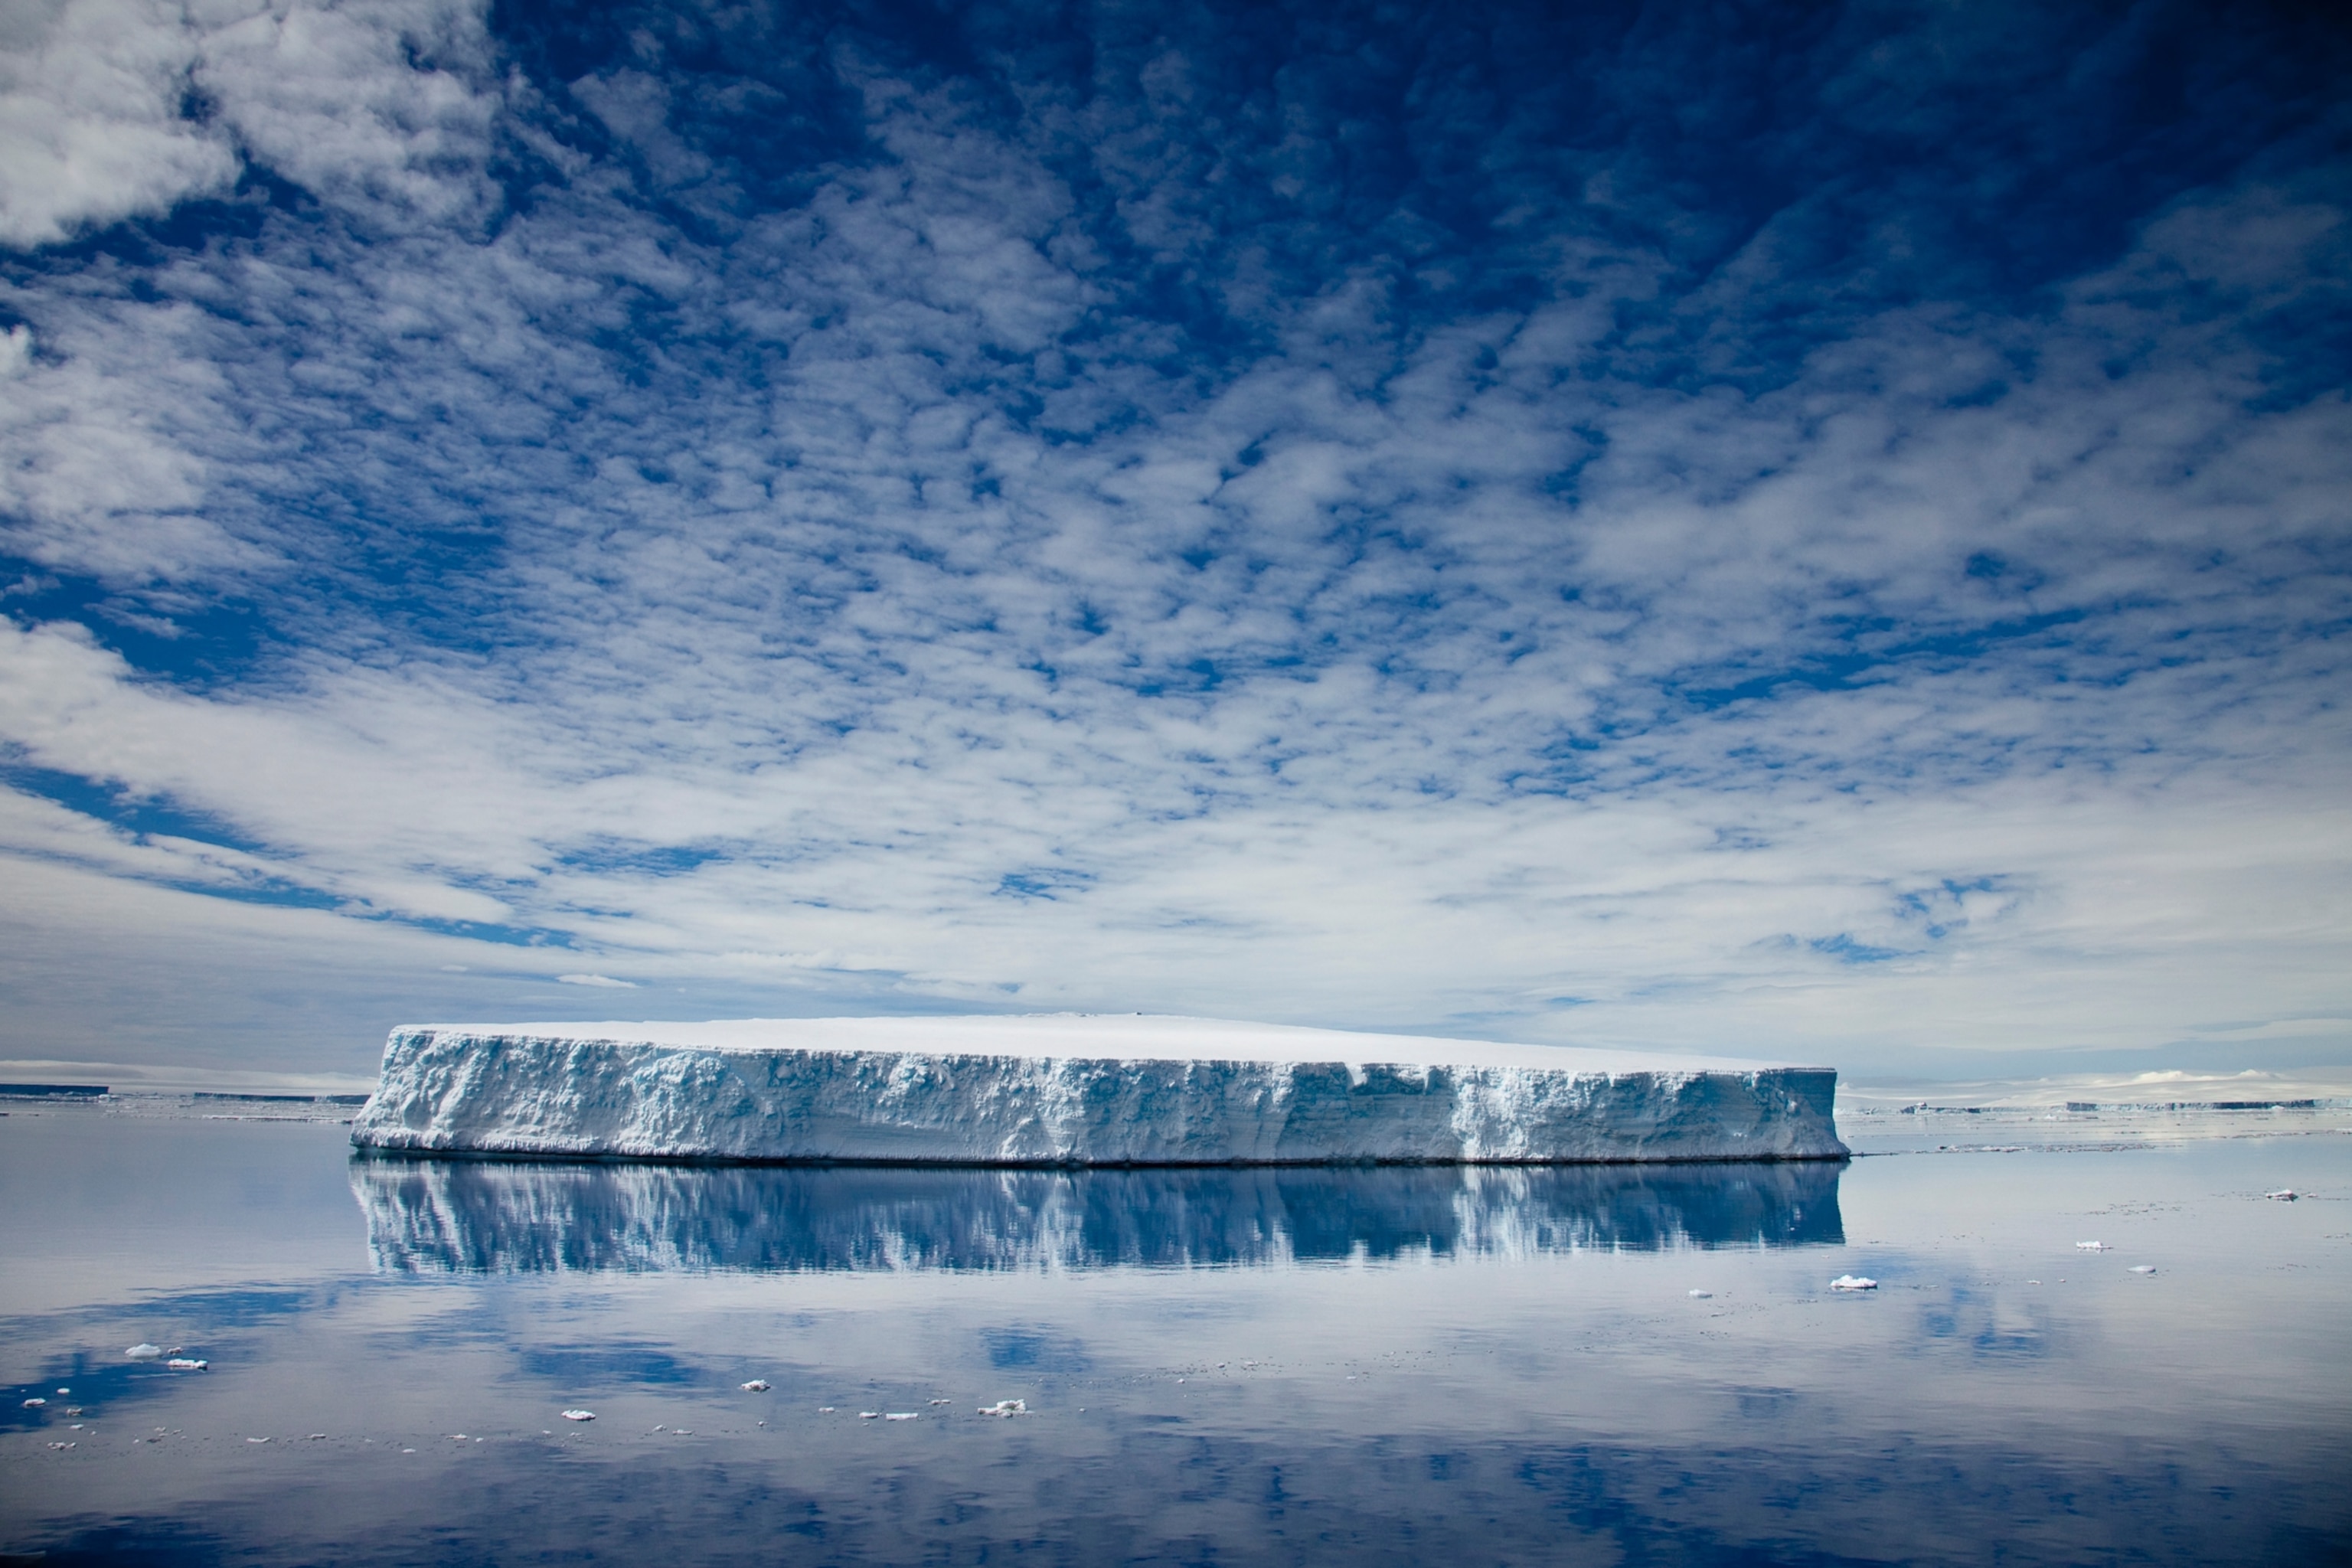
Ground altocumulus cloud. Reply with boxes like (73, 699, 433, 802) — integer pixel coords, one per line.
(0, 0, 2347, 1077)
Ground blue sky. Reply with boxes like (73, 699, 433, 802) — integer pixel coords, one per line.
(1, 0, 2347, 1081)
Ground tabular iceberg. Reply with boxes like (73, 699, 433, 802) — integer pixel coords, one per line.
(350, 1014, 1846, 1165)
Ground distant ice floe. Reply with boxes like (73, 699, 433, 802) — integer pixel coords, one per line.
(167, 1358, 207, 1370)
(1829, 1275, 1878, 1291)
(2076, 1241, 2109, 1251)
(740, 1380, 770, 1392)
(125, 1344, 162, 1361)
(2265, 1189, 2299, 1201)
(561, 1410, 595, 1422)
(1687, 1289, 1713, 1298)
(2129, 1265, 2158, 1274)
(979, 1400, 1027, 1417)
(348, 1015, 1847, 1166)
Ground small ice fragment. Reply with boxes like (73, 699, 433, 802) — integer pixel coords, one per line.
(48, 1442, 71, 1450)
(402, 1448, 416, 1454)
(2076, 1242, 2108, 1252)
(651, 1426, 665, 1433)
(2129, 1265, 2157, 1274)
(22, 1398, 44, 1408)
(452, 1432, 469, 1440)
(247, 1436, 270, 1444)
(167, 1358, 207, 1371)
(978, 1400, 1027, 1417)
(858, 1412, 880, 1420)
(560, 1410, 596, 1422)
(2027, 1279, 2041, 1285)
(818, 1406, 836, 1413)
(672, 1429, 691, 1436)
(64, 1407, 83, 1416)
(308, 1434, 327, 1440)
(126, 1344, 162, 1361)
(928, 1399, 951, 1406)
(1688, 1289, 1713, 1299)
(57, 1389, 68, 1395)
(740, 1380, 771, 1392)
(883, 1413, 917, 1421)
(2265, 1189, 2299, 1201)
(1829, 1275, 1878, 1292)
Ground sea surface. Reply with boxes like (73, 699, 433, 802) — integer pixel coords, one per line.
(2, 1096, 2347, 1566)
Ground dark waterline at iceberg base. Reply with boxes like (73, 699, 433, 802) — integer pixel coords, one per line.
(3, 1108, 2349, 1566)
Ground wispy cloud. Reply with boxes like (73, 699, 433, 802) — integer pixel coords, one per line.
(1, 0, 2347, 1076)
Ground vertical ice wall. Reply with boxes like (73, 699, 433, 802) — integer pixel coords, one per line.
(350, 1017, 1847, 1165)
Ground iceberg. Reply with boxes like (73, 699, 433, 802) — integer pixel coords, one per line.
(348, 1014, 1847, 1166)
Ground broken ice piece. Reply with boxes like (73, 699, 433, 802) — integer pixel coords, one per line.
(884, 1413, 917, 1421)
(2265, 1189, 2299, 1201)
(740, 1380, 771, 1392)
(978, 1400, 1027, 1417)
(859, 1412, 880, 1420)
(928, 1399, 952, 1406)
(167, 1359, 207, 1371)
(22, 1398, 44, 1408)
(126, 1344, 162, 1361)
(2129, 1265, 2157, 1274)
(2076, 1241, 2109, 1252)
(1829, 1275, 1878, 1291)
(309, 1434, 327, 1440)
(247, 1436, 270, 1444)
(560, 1410, 596, 1422)
(1687, 1289, 1713, 1298)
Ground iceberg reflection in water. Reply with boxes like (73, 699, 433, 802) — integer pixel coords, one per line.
(352, 1155, 1843, 1274)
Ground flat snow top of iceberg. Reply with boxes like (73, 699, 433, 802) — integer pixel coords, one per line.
(406, 1014, 1815, 1075)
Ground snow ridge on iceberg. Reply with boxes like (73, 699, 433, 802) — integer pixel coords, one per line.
(349, 1014, 1847, 1165)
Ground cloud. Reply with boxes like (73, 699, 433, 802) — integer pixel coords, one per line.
(0, 0, 240, 247)
(0, 0, 2347, 1076)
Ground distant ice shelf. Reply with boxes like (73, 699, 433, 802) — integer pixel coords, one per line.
(348, 1014, 1848, 1165)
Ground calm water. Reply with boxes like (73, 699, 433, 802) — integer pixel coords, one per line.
(3, 1101, 2347, 1566)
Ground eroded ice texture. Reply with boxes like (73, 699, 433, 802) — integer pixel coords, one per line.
(349, 1015, 1845, 1165)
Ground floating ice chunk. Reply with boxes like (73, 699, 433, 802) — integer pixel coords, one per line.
(126, 1344, 162, 1361)
(2129, 1265, 2157, 1274)
(818, 1406, 836, 1413)
(859, 1412, 880, 1419)
(167, 1358, 207, 1371)
(2076, 1241, 2108, 1252)
(22, 1398, 44, 1408)
(561, 1410, 596, 1422)
(928, 1399, 952, 1406)
(49, 1442, 72, 1450)
(309, 1434, 327, 1440)
(348, 1015, 1849, 1165)
(247, 1436, 270, 1444)
(884, 1412, 918, 1421)
(2265, 1189, 2299, 1201)
(1829, 1275, 1878, 1292)
(1687, 1289, 1713, 1298)
(978, 1400, 1027, 1417)
(740, 1380, 771, 1392)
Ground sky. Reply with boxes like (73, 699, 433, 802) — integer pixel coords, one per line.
(1, 0, 2347, 1084)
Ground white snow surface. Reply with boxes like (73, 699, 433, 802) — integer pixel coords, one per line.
(350, 1014, 1847, 1165)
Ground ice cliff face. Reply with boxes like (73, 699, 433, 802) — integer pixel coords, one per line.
(349, 1016, 1847, 1165)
